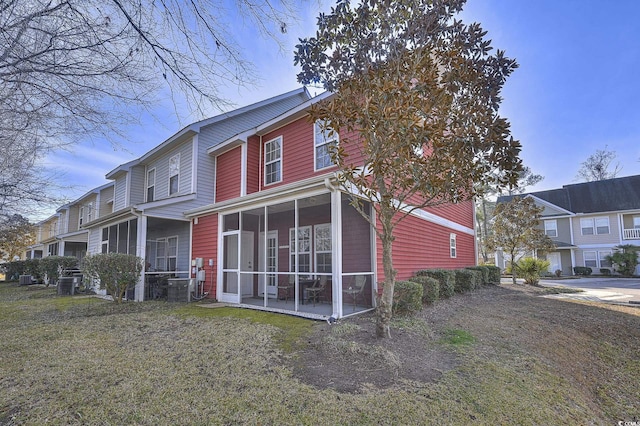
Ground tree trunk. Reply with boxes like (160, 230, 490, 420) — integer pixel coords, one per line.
(376, 234, 396, 338)
(511, 249, 517, 285)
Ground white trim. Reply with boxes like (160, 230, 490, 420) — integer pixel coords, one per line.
(213, 155, 218, 203)
(240, 142, 247, 197)
(263, 136, 283, 186)
(313, 119, 339, 172)
(124, 171, 130, 208)
(544, 219, 558, 237)
(576, 243, 619, 249)
(146, 167, 156, 203)
(524, 194, 574, 215)
(191, 134, 198, 194)
(408, 207, 475, 235)
(169, 153, 181, 196)
(138, 193, 196, 210)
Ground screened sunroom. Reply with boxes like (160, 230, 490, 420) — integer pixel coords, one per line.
(217, 191, 376, 319)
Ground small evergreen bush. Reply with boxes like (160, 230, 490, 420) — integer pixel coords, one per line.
(573, 266, 592, 276)
(453, 269, 478, 293)
(408, 276, 440, 304)
(416, 269, 455, 298)
(392, 281, 423, 315)
(517, 257, 550, 285)
(465, 266, 489, 285)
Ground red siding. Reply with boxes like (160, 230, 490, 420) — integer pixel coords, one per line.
(246, 136, 260, 194)
(376, 213, 476, 282)
(216, 147, 241, 202)
(424, 199, 475, 229)
(191, 214, 218, 299)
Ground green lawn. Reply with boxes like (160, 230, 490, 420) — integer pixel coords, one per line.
(1, 281, 639, 425)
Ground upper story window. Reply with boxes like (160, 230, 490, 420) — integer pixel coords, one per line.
(147, 168, 156, 202)
(87, 202, 93, 222)
(169, 154, 180, 195)
(264, 136, 282, 185)
(450, 233, 457, 258)
(544, 220, 558, 237)
(581, 217, 609, 235)
(79, 206, 84, 226)
(314, 120, 338, 170)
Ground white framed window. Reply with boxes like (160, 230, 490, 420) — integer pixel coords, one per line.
(581, 217, 610, 235)
(595, 217, 609, 235)
(100, 219, 138, 254)
(583, 251, 597, 268)
(169, 154, 180, 195)
(147, 168, 156, 202)
(87, 202, 93, 222)
(314, 120, 338, 170)
(544, 220, 558, 237)
(598, 250, 612, 268)
(264, 136, 282, 185)
(290, 226, 311, 276)
(633, 216, 640, 229)
(450, 233, 457, 258)
(154, 236, 178, 271)
(314, 224, 332, 273)
(79, 206, 85, 227)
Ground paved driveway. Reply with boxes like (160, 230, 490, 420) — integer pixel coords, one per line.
(537, 277, 640, 304)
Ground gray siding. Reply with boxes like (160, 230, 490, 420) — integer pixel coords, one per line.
(114, 175, 127, 211)
(146, 139, 193, 201)
(130, 165, 146, 205)
(99, 186, 114, 218)
(87, 227, 102, 255)
(146, 220, 191, 275)
(145, 199, 206, 219)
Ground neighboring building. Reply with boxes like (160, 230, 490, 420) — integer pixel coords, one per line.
(24, 88, 478, 320)
(496, 175, 640, 276)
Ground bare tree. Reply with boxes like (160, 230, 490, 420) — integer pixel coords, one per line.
(1, 0, 298, 214)
(575, 146, 621, 182)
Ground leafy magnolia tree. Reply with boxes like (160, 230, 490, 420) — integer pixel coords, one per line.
(486, 197, 555, 285)
(575, 146, 621, 182)
(606, 245, 639, 277)
(83, 253, 143, 303)
(0, 214, 34, 261)
(1, 0, 297, 214)
(295, 0, 522, 337)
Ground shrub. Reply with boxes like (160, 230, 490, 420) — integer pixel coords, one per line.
(554, 269, 562, 277)
(408, 276, 440, 304)
(465, 266, 490, 285)
(484, 265, 501, 284)
(599, 268, 611, 276)
(453, 269, 478, 293)
(392, 281, 423, 315)
(416, 269, 455, 298)
(516, 257, 550, 285)
(606, 245, 639, 277)
(39, 256, 78, 287)
(1, 260, 26, 281)
(82, 253, 144, 303)
(573, 266, 592, 276)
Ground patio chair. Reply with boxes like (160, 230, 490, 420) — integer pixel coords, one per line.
(306, 275, 327, 307)
(343, 275, 367, 311)
(277, 276, 294, 303)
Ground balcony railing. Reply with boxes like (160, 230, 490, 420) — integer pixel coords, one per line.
(623, 228, 640, 240)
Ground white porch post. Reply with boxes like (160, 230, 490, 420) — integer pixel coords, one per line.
(332, 190, 342, 318)
(135, 215, 148, 301)
(58, 240, 65, 256)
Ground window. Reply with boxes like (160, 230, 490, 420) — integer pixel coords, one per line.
(581, 217, 609, 235)
(264, 137, 282, 185)
(169, 154, 180, 195)
(314, 224, 332, 273)
(100, 219, 138, 254)
(290, 226, 311, 276)
(147, 168, 156, 202)
(79, 206, 84, 226)
(633, 216, 640, 229)
(584, 251, 597, 268)
(599, 250, 612, 268)
(314, 120, 338, 170)
(450, 233, 457, 258)
(87, 202, 93, 222)
(544, 220, 558, 237)
(155, 236, 178, 271)
(595, 217, 609, 235)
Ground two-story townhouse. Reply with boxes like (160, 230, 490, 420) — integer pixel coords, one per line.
(185, 91, 477, 320)
(25, 183, 115, 260)
(81, 88, 311, 301)
(496, 175, 640, 276)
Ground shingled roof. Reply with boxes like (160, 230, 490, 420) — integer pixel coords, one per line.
(497, 174, 640, 214)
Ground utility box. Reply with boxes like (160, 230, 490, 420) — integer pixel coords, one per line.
(57, 277, 75, 296)
(19, 275, 32, 286)
(167, 279, 190, 302)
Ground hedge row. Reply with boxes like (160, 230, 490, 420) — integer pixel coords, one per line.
(392, 265, 500, 316)
(1, 257, 78, 284)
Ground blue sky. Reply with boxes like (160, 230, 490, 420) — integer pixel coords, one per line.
(45, 0, 640, 207)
